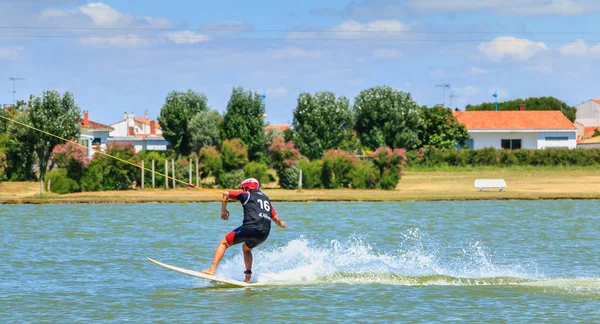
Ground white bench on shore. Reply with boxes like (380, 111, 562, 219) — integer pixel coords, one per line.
(474, 179, 507, 192)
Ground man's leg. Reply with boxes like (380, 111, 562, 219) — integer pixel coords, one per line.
(242, 243, 253, 283)
(202, 237, 231, 275)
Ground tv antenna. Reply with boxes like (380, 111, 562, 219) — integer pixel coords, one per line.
(9, 77, 25, 105)
(435, 84, 451, 107)
(449, 93, 460, 108)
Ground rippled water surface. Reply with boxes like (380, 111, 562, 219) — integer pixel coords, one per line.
(1, 200, 600, 323)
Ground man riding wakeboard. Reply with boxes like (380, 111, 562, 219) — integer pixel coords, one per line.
(202, 178, 286, 283)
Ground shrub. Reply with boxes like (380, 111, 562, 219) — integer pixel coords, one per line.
(138, 150, 168, 188)
(199, 146, 223, 179)
(80, 143, 140, 191)
(269, 137, 300, 172)
(350, 161, 380, 189)
(279, 165, 300, 189)
(45, 169, 80, 194)
(218, 169, 246, 189)
(321, 149, 356, 188)
(243, 162, 270, 184)
(372, 147, 408, 176)
(379, 167, 400, 190)
(221, 139, 248, 172)
(51, 142, 89, 183)
(299, 159, 322, 189)
(0, 150, 6, 182)
(499, 149, 519, 166)
(473, 147, 498, 166)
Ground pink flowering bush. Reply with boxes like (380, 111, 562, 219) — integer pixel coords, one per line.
(0, 150, 7, 181)
(268, 137, 300, 172)
(371, 147, 408, 190)
(51, 142, 90, 182)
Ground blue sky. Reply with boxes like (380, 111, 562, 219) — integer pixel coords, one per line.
(1, 0, 600, 126)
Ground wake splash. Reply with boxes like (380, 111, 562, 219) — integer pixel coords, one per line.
(213, 230, 542, 287)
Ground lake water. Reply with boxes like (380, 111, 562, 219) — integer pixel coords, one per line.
(1, 200, 599, 323)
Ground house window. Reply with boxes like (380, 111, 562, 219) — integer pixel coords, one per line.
(92, 137, 102, 145)
(545, 136, 569, 141)
(501, 139, 521, 149)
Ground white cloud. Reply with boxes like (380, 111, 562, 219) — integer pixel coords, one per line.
(80, 34, 151, 48)
(267, 47, 322, 59)
(406, 0, 595, 15)
(286, 19, 410, 40)
(163, 31, 210, 44)
(202, 21, 254, 34)
(478, 36, 548, 61)
(559, 39, 600, 55)
(470, 67, 488, 75)
(373, 48, 400, 58)
(39, 2, 171, 28)
(0, 46, 24, 60)
(455, 86, 480, 96)
(265, 87, 289, 98)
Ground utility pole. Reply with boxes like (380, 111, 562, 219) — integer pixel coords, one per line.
(449, 94, 460, 109)
(435, 84, 450, 107)
(9, 77, 25, 105)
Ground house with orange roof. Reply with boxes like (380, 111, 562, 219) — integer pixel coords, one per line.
(79, 110, 114, 157)
(575, 99, 600, 127)
(577, 135, 600, 149)
(453, 106, 578, 150)
(265, 124, 291, 133)
(107, 111, 169, 152)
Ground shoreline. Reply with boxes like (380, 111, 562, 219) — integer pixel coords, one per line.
(2, 169, 600, 204)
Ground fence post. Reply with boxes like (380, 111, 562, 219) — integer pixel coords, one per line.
(189, 158, 192, 185)
(298, 169, 302, 191)
(195, 158, 199, 187)
(141, 160, 145, 190)
(171, 159, 175, 188)
(165, 159, 168, 190)
(152, 159, 155, 189)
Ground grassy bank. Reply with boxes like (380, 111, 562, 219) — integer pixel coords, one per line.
(2, 169, 600, 204)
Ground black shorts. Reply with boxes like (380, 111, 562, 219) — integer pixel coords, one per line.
(225, 226, 269, 249)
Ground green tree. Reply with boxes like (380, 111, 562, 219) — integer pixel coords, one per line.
(354, 86, 422, 151)
(292, 91, 354, 160)
(593, 128, 600, 137)
(158, 90, 209, 156)
(223, 87, 266, 162)
(0, 110, 38, 180)
(28, 91, 81, 181)
(189, 109, 222, 153)
(418, 106, 470, 148)
(465, 96, 576, 122)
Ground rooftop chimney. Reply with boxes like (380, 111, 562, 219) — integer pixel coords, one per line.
(83, 110, 89, 126)
(150, 120, 156, 135)
(144, 109, 148, 119)
(124, 112, 127, 120)
(519, 104, 525, 111)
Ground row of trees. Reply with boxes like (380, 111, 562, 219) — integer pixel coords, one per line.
(158, 85, 472, 163)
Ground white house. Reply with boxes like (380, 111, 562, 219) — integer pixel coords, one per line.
(575, 99, 600, 127)
(79, 110, 114, 157)
(107, 111, 168, 152)
(453, 109, 578, 150)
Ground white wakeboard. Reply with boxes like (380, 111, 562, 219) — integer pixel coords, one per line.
(147, 257, 264, 288)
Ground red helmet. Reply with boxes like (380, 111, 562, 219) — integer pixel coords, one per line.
(240, 178, 260, 191)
